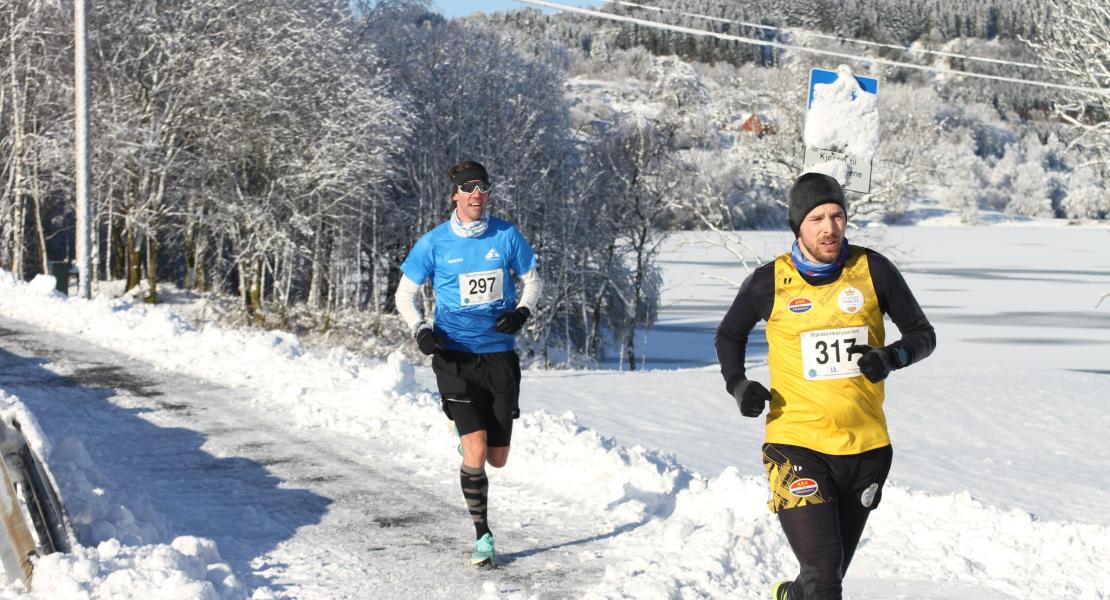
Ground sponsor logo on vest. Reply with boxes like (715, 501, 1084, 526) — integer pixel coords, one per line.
(838, 287, 864, 314)
(861, 483, 879, 507)
(448, 257, 464, 264)
(789, 478, 819, 497)
(788, 298, 813, 314)
(485, 248, 500, 260)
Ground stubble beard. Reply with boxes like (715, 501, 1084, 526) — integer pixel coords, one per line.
(805, 236, 841, 264)
(456, 200, 486, 223)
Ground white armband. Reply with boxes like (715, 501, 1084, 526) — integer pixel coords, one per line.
(516, 269, 542, 313)
(394, 275, 427, 335)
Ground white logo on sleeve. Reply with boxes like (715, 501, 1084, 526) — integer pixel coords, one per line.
(459, 269, 503, 306)
(799, 325, 869, 380)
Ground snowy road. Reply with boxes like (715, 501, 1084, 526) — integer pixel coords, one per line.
(0, 316, 616, 598)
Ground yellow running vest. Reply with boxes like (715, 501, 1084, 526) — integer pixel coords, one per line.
(765, 247, 889, 455)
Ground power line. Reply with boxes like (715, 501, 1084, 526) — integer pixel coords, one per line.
(513, 0, 1108, 96)
(613, 0, 1067, 73)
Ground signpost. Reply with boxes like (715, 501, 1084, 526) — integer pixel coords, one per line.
(75, 0, 92, 298)
(803, 67, 879, 194)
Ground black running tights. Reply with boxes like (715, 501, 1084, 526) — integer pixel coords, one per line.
(777, 499, 871, 600)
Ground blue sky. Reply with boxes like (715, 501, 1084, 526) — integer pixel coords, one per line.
(434, 0, 601, 19)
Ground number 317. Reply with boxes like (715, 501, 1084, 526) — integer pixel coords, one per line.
(815, 338, 860, 364)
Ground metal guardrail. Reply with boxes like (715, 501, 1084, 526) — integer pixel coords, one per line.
(0, 419, 75, 588)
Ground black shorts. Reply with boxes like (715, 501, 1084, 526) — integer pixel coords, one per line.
(761, 443, 893, 514)
(431, 350, 521, 447)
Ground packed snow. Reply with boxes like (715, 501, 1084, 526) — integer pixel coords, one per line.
(0, 220, 1108, 599)
(803, 65, 880, 160)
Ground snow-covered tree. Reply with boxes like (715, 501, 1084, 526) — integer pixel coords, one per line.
(1028, 0, 1109, 169)
(592, 116, 673, 370)
(0, 0, 70, 279)
(363, 1, 649, 364)
(1060, 165, 1110, 219)
(1007, 161, 1055, 217)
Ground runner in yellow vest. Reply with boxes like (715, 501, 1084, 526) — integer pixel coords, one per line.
(715, 172, 936, 600)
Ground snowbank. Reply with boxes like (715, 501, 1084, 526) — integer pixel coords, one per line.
(0, 391, 246, 599)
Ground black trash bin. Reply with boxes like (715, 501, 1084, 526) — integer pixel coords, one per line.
(48, 261, 71, 296)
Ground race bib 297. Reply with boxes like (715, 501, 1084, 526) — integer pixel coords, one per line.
(458, 269, 502, 306)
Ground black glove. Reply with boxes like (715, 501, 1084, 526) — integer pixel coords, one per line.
(495, 306, 531, 334)
(415, 328, 445, 356)
(847, 344, 900, 383)
(733, 379, 772, 418)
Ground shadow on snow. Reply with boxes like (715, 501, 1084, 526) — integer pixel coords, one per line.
(0, 336, 331, 594)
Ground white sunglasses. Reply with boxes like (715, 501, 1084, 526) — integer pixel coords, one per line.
(457, 181, 492, 194)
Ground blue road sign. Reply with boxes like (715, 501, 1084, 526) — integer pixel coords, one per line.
(807, 68, 879, 109)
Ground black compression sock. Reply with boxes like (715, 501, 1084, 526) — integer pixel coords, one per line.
(460, 464, 491, 540)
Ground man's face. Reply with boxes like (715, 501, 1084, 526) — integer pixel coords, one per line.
(452, 179, 490, 224)
(797, 203, 847, 264)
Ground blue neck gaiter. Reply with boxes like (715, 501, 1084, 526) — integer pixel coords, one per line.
(791, 238, 850, 277)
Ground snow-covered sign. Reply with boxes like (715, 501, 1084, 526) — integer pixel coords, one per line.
(802, 147, 873, 193)
(803, 65, 879, 194)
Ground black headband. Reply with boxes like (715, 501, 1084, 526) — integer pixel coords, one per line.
(451, 165, 489, 186)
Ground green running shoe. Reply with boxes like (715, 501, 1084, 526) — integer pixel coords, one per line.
(470, 533, 496, 567)
(772, 581, 791, 600)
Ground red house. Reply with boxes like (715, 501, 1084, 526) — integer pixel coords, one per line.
(738, 112, 775, 137)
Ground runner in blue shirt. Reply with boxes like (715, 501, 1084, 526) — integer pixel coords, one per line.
(395, 160, 541, 567)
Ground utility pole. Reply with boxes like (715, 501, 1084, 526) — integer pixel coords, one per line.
(74, 0, 92, 298)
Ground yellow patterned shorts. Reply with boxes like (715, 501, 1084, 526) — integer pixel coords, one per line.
(762, 444, 831, 513)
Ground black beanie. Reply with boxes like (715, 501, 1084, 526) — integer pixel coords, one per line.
(450, 162, 489, 186)
(788, 173, 847, 236)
